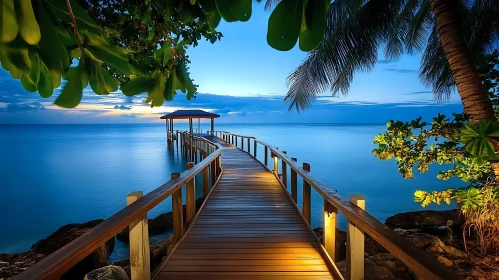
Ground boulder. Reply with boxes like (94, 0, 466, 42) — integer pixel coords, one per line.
(31, 219, 115, 280)
(385, 210, 459, 230)
(0, 250, 46, 279)
(83, 265, 128, 280)
(335, 258, 395, 280)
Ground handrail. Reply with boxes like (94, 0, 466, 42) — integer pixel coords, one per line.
(14, 135, 223, 280)
(219, 131, 461, 280)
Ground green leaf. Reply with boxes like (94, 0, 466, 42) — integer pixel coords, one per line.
(54, 66, 83, 108)
(146, 72, 166, 107)
(164, 75, 175, 100)
(38, 61, 54, 98)
(201, 0, 222, 29)
(215, 0, 251, 22)
(16, 0, 41, 45)
(21, 74, 37, 92)
(298, 0, 326, 52)
(0, 43, 31, 72)
(121, 76, 154, 97)
(267, 0, 303, 51)
(44, 0, 101, 33)
(88, 60, 118, 95)
(35, 1, 70, 73)
(215, 0, 237, 22)
(0, 0, 18, 43)
(86, 43, 135, 75)
(19, 52, 41, 92)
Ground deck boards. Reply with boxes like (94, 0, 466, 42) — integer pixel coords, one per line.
(156, 137, 334, 280)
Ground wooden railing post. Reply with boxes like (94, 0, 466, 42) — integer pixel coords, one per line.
(242, 137, 244, 150)
(324, 199, 338, 262)
(347, 194, 366, 280)
(273, 152, 278, 175)
(185, 162, 196, 224)
(127, 191, 150, 280)
(235, 135, 238, 147)
(282, 151, 287, 187)
(203, 166, 210, 197)
(303, 163, 311, 224)
(253, 140, 257, 158)
(264, 146, 268, 166)
(290, 158, 297, 202)
(247, 137, 250, 153)
(211, 158, 217, 185)
(171, 173, 183, 243)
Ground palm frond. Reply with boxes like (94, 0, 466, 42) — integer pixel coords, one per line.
(263, 0, 282, 11)
(285, 0, 401, 111)
(419, 25, 455, 101)
(405, 0, 433, 54)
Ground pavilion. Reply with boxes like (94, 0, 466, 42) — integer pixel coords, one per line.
(160, 109, 220, 134)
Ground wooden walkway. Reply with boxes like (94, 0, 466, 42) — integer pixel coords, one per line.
(156, 137, 334, 280)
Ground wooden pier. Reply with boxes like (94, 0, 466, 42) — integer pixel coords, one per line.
(14, 123, 461, 280)
(156, 136, 335, 279)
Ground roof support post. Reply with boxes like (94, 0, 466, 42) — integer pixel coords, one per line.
(189, 118, 193, 134)
(211, 118, 214, 134)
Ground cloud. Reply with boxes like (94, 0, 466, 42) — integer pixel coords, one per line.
(384, 68, 418, 74)
(0, 102, 45, 112)
(113, 105, 132, 110)
(402, 91, 434, 95)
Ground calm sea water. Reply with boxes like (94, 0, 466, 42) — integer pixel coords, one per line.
(0, 123, 460, 260)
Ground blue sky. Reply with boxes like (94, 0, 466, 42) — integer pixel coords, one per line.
(0, 3, 463, 124)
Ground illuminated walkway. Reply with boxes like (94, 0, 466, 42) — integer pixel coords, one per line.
(156, 137, 335, 280)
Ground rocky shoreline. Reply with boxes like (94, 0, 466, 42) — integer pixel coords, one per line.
(1, 207, 498, 279)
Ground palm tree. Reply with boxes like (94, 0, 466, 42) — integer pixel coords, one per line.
(268, 0, 499, 174)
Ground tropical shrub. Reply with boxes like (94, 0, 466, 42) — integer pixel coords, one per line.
(373, 51, 499, 255)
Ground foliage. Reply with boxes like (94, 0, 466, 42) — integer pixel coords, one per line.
(283, 0, 499, 110)
(373, 51, 499, 255)
(0, 0, 333, 108)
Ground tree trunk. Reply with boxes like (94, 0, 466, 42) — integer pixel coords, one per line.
(431, 0, 494, 122)
(431, 0, 499, 178)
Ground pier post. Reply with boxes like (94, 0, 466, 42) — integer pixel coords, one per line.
(324, 199, 338, 261)
(282, 151, 287, 187)
(273, 152, 278, 175)
(171, 173, 183, 242)
(186, 162, 196, 224)
(347, 194, 365, 280)
(247, 138, 250, 153)
(242, 137, 244, 150)
(127, 191, 150, 280)
(203, 166, 210, 197)
(290, 158, 297, 202)
(303, 163, 311, 224)
(264, 146, 268, 166)
(253, 139, 257, 158)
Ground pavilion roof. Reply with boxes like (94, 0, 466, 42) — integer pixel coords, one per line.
(160, 109, 220, 119)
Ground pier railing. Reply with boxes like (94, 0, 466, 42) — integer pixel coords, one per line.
(14, 133, 223, 280)
(216, 130, 460, 280)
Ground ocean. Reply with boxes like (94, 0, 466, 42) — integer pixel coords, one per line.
(0, 123, 460, 261)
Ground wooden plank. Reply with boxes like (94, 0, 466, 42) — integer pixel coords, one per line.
(171, 173, 183, 242)
(186, 162, 196, 224)
(291, 158, 298, 202)
(127, 191, 150, 280)
(346, 195, 365, 280)
(303, 163, 311, 224)
(158, 275, 332, 280)
(264, 145, 461, 280)
(157, 136, 335, 280)
(324, 199, 337, 262)
(13, 144, 223, 280)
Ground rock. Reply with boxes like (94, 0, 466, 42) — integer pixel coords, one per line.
(83, 265, 128, 280)
(117, 213, 173, 243)
(385, 210, 459, 229)
(419, 226, 454, 244)
(441, 244, 467, 258)
(0, 250, 46, 279)
(437, 256, 453, 267)
(335, 258, 395, 280)
(30, 219, 115, 280)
